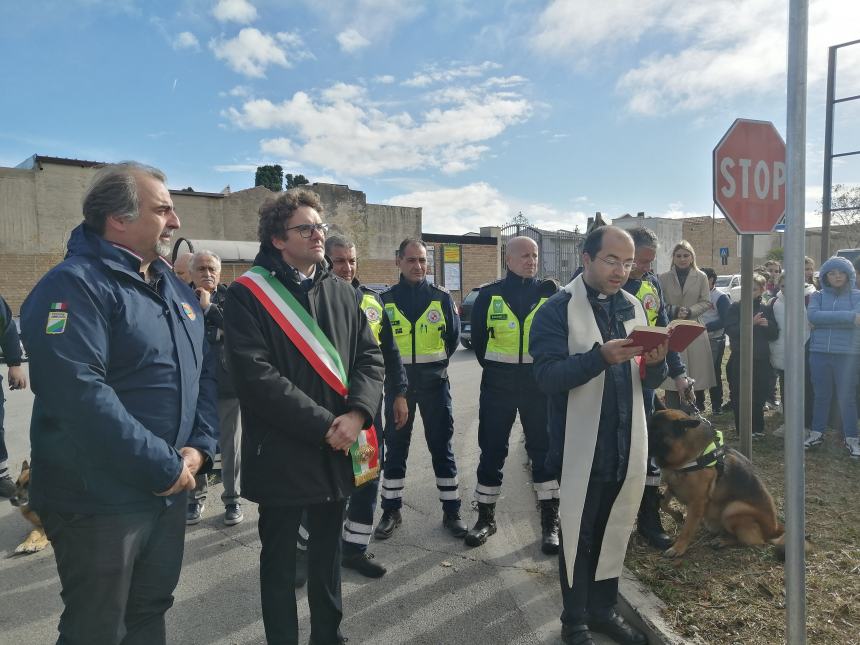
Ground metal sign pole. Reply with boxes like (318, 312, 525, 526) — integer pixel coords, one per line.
(739, 236, 753, 460)
(785, 0, 809, 641)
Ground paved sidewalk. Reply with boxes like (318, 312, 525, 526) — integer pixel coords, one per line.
(0, 354, 667, 644)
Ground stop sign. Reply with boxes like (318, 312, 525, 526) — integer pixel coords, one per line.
(713, 119, 786, 234)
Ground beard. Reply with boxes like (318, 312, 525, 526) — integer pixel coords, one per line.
(155, 232, 173, 258)
(155, 240, 172, 258)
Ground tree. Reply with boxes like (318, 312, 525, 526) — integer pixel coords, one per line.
(767, 247, 783, 262)
(255, 164, 283, 192)
(286, 173, 309, 190)
(829, 184, 860, 247)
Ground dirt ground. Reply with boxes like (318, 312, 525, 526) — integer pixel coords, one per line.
(625, 405, 860, 645)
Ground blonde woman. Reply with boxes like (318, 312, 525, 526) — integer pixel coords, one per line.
(658, 241, 715, 409)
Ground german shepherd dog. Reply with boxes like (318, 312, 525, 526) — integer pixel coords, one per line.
(649, 409, 787, 558)
(8, 461, 49, 555)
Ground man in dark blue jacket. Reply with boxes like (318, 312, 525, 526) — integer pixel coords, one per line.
(531, 226, 667, 645)
(21, 162, 218, 645)
(467, 236, 560, 553)
(623, 227, 690, 551)
(326, 234, 409, 578)
(375, 238, 467, 539)
(0, 294, 27, 498)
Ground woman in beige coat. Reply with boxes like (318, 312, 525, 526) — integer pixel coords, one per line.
(659, 240, 716, 409)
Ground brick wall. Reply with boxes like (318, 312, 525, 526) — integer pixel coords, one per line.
(426, 241, 500, 304)
(681, 217, 742, 274)
(0, 253, 66, 313)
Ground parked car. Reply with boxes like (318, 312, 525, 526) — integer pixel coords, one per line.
(459, 288, 480, 349)
(715, 274, 740, 301)
(836, 249, 860, 264)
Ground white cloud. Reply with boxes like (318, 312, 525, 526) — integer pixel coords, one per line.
(385, 183, 588, 234)
(531, 0, 860, 115)
(224, 78, 532, 176)
(298, 0, 423, 50)
(531, 0, 669, 56)
(373, 74, 396, 84)
(173, 31, 200, 51)
(213, 163, 260, 172)
(337, 28, 371, 53)
(212, 0, 258, 24)
(403, 61, 502, 87)
(210, 28, 310, 77)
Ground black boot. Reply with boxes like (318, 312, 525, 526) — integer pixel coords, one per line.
(373, 509, 402, 540)
(637, 485, 673, 551)
(464, 502, 496, 547)
(540, 499, 560, 555)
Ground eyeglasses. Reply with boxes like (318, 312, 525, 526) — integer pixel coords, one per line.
(285, 222, 329, 239)
(596, 255, 635, 271)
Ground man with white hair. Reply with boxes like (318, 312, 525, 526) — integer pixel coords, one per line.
(187, 250, 243, 526)
(467, 236, 560, 552)
(173, 251, 195, 285)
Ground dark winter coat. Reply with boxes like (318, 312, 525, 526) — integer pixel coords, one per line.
(223, 247, 384, 506)
(20, 224, 218, 514)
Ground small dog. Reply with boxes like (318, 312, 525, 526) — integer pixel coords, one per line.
(9, 461, 49, 555)
(649, 409, 787, 558)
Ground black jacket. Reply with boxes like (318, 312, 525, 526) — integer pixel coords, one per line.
(224, 248, 384, 506)
(725, 297, 778, 362)
(471, 271, 558, 390)
(380, 276, 459, 392)
(201, 283, 234, 399)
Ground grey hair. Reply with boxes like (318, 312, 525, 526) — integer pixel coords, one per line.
(628, 227, 658, 250)
(192, 250, 221, 269)
(325, 234, 355, 255)
(82, 161, 167, 234)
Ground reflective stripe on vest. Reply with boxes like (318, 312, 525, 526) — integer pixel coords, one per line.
(360, 293, 384, 345)
(383, 300, 447, 364)
(635, 280, 660, 327)
(484, 295, 548, 364)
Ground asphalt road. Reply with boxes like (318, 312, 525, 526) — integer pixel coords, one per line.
(0, 349, 617, 644)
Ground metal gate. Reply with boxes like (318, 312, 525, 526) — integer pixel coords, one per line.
(499, 214, 583, 283)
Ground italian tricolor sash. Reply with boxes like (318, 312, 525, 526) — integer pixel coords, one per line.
(236, 266, 380, 486)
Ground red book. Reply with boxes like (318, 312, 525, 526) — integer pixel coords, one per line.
(627, 320, 705, 354)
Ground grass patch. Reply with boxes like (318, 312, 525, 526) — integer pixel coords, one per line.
(626, 405, 860, 644)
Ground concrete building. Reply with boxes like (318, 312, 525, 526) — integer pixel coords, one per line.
(0, 156, 422, 311)
(612, 212, 777, 275)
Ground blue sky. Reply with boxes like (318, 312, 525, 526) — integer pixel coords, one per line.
(2, 0, 858, 234)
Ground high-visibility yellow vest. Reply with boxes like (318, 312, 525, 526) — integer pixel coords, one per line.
(635, 280, 660, 327)
(484, 295, 548, 364)
(383, 300, 447, 364)
(360, 293, 384, 345)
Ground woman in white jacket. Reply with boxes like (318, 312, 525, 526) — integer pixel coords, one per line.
(768, 274, 816, 434)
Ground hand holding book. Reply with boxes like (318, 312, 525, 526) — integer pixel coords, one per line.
(626, 319, 705, 354)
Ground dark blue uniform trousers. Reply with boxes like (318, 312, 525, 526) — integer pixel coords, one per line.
(341, 405, 386, 554)
(475, 381, 558, 503)
(380, 379, 460, 514)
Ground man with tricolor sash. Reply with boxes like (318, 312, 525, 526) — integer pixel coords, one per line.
(530, 226, 667, 645)
(224, 190, 383, 645)
(466, 236, 561, 553)
(374, 238, 467, 540)
(325, 234, 408, 579)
